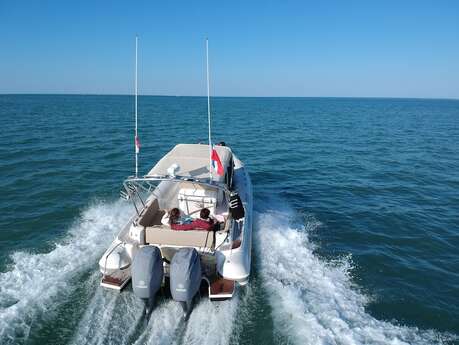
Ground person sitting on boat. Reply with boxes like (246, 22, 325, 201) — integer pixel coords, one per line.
(161, 207, 192, 226)
(170, 208, 215, 231)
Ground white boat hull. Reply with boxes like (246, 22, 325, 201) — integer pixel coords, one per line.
(98, 148, 253, 300)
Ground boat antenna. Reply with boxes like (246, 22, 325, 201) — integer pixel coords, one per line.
(134, 35, 139, 177)
(206, 38, 213, 181)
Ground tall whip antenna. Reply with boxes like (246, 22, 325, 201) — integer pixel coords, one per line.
(134, 35, 139, 177)
(206, 38, 213, 181)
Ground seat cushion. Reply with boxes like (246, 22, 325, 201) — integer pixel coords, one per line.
(145, 225, 214, 249)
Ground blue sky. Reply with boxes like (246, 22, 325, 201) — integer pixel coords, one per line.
(1, 1, 458, 98)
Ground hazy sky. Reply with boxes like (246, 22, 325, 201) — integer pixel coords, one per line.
(1, 0, 458, 98)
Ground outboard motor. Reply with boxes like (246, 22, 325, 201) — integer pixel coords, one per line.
(170, 248, 202, 318)
(132, 246, 164, 321)
(229, 192, 245, 220)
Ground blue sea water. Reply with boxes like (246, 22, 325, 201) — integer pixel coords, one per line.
(0, 94, 458, 344)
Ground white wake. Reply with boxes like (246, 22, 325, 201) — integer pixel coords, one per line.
(256, 207, 453, 345)
(72, 283, 241, 345)
(0, 200, 133, 344)
(3, 196, 446, 345)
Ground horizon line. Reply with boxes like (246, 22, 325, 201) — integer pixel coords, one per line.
(0, 92, 458, 101)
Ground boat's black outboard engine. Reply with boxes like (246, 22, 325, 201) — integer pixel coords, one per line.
(170, 247, 202, 318)
(229, 192, 245, 220)
(132, 246, 164, 320)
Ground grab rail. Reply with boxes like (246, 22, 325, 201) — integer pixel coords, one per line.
(103, 241, 125, 276)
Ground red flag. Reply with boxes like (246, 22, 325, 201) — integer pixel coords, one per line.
(135, 136, 140, 154)
(211, 147, 224, 176)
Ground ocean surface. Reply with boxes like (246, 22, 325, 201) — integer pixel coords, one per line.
(0, 94, 458, 345)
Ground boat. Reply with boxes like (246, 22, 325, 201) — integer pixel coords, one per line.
(97, 37, 252, 318)
(99, 143, 252, 315)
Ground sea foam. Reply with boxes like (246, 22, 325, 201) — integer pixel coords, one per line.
(73, 278, 241, 345)
(1, 198, 453, 345)
(255, 207, 453, 345)
(0, 200, 133, 344)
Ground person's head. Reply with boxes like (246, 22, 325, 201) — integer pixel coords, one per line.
(169, 208, 181, 224)
(200, 208, 210, 220)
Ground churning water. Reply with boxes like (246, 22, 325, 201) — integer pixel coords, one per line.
(0, 95, 458, 344)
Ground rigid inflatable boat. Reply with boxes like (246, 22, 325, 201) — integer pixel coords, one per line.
(98, 143, 252, 317)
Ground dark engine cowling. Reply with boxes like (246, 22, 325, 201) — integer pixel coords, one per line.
(170, 247, 202, 318)
(132, 246, 164, 319)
